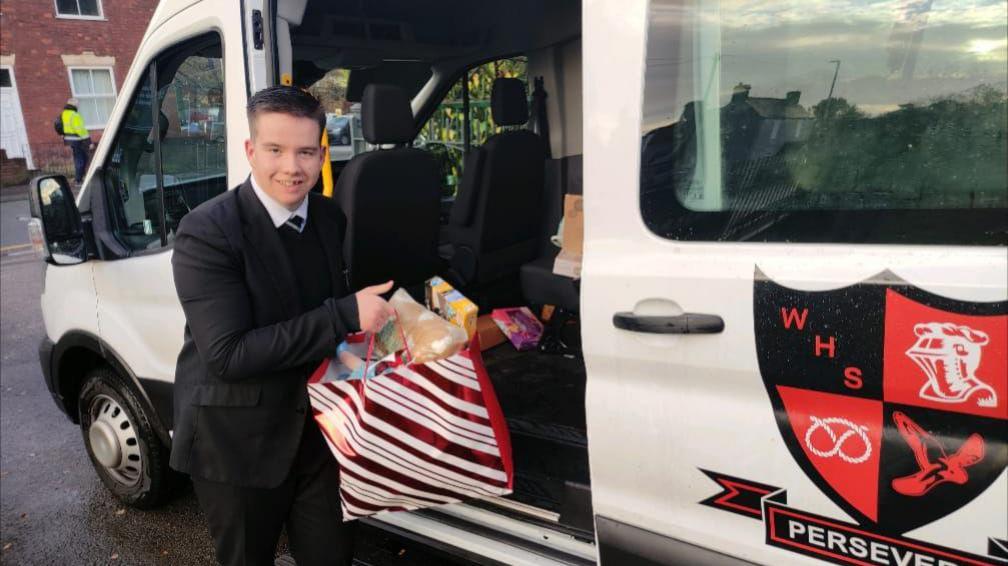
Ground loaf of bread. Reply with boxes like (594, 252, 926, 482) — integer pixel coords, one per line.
(388, 288, 467, 363)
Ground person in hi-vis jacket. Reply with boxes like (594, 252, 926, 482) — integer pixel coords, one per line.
(61, 98, 93, 185)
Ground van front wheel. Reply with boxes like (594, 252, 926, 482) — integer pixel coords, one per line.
(78, 366, 169, 509)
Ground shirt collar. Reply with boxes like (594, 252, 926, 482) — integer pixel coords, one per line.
(248, 175, 309, 230)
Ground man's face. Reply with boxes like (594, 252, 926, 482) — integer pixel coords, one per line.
(244, 112, 324, 210)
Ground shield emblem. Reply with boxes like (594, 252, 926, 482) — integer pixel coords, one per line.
(754, 268, 1007, 534)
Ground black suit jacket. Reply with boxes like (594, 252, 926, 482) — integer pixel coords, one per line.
(169, 180, 359, 488)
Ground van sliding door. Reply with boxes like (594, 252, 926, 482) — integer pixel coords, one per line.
(582, 0, 1007, 564)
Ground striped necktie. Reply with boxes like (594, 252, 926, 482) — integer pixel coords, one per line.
(285, 214, 305, 233)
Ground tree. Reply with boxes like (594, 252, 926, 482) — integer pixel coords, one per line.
(790, 85, 1006, 207)
(811, 97, 865, 122)
(419, 57, 528, 196)
(307, 69, 349, 114)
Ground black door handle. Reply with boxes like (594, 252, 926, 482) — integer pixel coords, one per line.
(612, 312, 725, 334)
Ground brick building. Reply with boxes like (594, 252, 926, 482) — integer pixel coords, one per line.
(0, 0, 158, 177)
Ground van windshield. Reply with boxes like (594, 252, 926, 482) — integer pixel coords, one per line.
(291, 54, 431, 161)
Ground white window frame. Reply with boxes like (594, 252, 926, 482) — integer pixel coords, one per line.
(54, 0, 105, 20)
(66, 66, 117, 129)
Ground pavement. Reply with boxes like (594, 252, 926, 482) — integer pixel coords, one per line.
(0, 183, 29, 204)
(1, 191, 31, 262)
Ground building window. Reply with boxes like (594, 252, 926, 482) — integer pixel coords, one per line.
(55, 0, 103, 18)
(68, 67, 116, 128)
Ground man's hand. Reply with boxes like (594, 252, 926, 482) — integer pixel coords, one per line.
(355, 280, 395, 333)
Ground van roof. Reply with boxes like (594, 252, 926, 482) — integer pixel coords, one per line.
(146, 0, 194, 30)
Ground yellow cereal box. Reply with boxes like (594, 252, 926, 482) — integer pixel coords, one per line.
(427, 277, 478, 341)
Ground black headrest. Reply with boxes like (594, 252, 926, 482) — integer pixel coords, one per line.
(491, 78, 528, 126)
(362, 84, 414, 144)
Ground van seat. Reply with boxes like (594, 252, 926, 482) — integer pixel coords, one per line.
(520, 249, 579, 312)
(520, 155, 582, 314)
(441, 78, 547, 301)
(334, 84, 442, 293)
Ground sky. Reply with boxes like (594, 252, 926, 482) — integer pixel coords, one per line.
(643, 0, 1008, 129)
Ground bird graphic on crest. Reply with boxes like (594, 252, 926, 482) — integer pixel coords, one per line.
(890, 411, 984, 497)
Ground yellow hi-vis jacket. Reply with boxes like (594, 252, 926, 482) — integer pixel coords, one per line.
(61, 108, 89, 140)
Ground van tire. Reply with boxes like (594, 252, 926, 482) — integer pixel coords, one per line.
(78, 366, 169, 509)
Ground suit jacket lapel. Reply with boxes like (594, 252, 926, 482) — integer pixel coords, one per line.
(307, 193, 349, 297)
(237, 181, 301, 317)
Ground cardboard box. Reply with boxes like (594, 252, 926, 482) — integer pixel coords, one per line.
(427, 276, 478, 341)
(476, 315, 507, 351)
(553, 248, 582, 279)
(560, 194, 583, 255)
(553, 194, 583, 278)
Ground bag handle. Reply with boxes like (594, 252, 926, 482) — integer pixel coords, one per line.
(361, 309, 411, 378)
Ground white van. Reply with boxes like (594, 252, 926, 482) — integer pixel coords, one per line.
(29, 0, 1007, 564)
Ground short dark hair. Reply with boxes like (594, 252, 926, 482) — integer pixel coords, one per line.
(246, 85, 325, 139)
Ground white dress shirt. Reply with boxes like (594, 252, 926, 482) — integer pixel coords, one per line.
(248, 175, 309, 233)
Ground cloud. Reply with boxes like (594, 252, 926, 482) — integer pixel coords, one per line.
(642, 0, 1007, 126)
(717, 0, 1006, 30)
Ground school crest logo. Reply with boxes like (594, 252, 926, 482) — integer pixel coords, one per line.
(752, 268, 1007, 534)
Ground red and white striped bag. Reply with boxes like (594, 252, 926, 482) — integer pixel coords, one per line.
(307, 333, 514, 521)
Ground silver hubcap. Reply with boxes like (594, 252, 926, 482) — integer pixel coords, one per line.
(89, 420, 120, 467)
(88, 394, 142, 487)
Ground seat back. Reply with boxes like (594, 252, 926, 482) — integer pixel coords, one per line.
(335, 84, 441, 292)
(449, 78, 546, 285)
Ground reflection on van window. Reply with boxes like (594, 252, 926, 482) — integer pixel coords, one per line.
(161, 51, 226, 240)
(640, 0, 1008, 245)
(105, 75, 161, 251)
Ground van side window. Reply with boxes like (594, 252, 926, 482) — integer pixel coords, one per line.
(418, 56, 527, 198)
(160, 46, 226, 241)
(102, 33, 225, 252)
(639, 0, 1007, 246)
(103, 71, 159, 251)
(300, 61, 433, 163)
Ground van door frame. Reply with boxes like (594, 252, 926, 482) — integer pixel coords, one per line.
(240, 0, 275, 96)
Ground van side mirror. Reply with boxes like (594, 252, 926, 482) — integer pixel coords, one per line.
(27, 175, 87, 265)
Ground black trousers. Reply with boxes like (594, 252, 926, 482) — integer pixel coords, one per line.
(67, 139, 90, 184)
(191, 427, 356, 566)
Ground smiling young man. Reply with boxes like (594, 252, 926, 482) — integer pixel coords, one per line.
(170, 86, 394, 566)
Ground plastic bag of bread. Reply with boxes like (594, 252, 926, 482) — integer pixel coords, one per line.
(383, 288, 467, 364)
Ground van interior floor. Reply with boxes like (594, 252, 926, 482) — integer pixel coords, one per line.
(479, 317, 592, 535)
